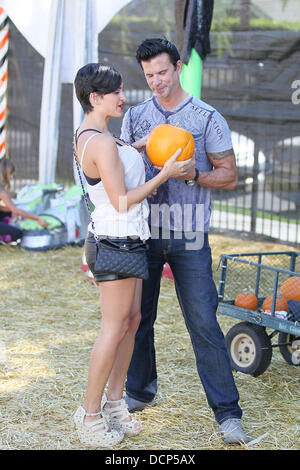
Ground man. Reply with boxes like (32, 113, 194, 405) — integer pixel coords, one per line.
(120, 38, 248, 444)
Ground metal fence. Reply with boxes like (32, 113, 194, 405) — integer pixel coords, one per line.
(201, 58, 300, 246)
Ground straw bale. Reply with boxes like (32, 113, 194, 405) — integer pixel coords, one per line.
(0, 237, 299, 450)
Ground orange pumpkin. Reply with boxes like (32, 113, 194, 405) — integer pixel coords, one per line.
(261, 295, 289, 312)
(279, 276, 300, 301)
(146, 124, 195, 166)
(234, 291, 258, 310)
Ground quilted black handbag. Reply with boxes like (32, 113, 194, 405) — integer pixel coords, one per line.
(73, 132, 149, 280)
(94, 237, 149, 279)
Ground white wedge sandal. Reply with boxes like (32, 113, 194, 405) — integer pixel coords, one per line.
(73, 405, 124, 448)
(102, 394, 142, 436)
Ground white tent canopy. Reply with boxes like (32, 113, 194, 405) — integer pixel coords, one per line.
(0, 0, 131, 82)
(0, 0, 132, 183)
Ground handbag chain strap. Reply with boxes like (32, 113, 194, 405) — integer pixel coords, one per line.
(73, 133, 147, 243)
(73, 136, 101, 244)
(140, 200, 146, 242)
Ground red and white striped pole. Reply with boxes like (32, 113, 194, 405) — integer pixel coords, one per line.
(0, 6, 8, 160)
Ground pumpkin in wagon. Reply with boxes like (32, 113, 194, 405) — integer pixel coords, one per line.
(279, 276, 300, 302)
(261, 295, 289, 312)
(146, 124, 195, 166)
(234, 290, 258, 310)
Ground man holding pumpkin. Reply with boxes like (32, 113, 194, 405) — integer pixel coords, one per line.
(120, 38, 248, 444)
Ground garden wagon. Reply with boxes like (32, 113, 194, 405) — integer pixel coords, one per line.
(217, 251, 300, 376)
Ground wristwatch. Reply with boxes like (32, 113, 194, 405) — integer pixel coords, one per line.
(185, 168, 199, 186)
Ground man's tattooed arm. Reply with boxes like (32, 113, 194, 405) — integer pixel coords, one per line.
(194, 148, 238, 190)
(207, 149, 234, 161)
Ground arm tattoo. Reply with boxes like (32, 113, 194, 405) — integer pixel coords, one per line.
(207, 149, 234, 160)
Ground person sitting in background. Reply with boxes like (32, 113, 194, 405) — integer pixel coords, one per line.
(0, 157, 49, 243)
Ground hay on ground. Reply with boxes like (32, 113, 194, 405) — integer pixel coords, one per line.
(0, 235, 299, 450)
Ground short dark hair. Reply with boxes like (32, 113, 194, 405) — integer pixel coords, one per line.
(74, 63, 122, 114)
(136, 38, 180, 68)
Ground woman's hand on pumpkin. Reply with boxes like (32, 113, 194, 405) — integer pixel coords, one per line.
(158, 149, 195, 180)
(132, 134, 149, 152)
(159, 148, 191, 180)
(172, 153, 196, 180)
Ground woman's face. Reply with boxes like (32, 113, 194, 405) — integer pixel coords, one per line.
(97, 83, 127, 118)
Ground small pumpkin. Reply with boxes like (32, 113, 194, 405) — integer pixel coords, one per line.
(261, 295, 289, 312)
(234, 290, 258, 310)
(279, 276, 300, 301)
(146, 124, 195, 166)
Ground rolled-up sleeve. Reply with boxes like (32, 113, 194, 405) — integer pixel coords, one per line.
(205, 111, 233, 153)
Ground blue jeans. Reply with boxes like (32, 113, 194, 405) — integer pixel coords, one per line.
(126, 229, 242, 424)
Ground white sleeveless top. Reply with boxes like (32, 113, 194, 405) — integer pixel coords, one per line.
(80, 133, 150, 239)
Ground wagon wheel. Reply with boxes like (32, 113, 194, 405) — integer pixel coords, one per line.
(225, 322, 272, 377)
(278, 332, 300, 366)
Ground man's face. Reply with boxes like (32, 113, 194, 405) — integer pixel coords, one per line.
(141, 52, 181, 100)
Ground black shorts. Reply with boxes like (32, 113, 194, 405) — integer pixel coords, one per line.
(85, 232, 142, 283)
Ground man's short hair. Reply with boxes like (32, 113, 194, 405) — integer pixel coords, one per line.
(136, 38, 180, 68)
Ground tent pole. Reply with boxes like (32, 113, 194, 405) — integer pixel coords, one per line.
(72, 0, 95, 185)
(38, 0, 65, 184)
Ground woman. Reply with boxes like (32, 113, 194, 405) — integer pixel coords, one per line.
(72, 63, 191, 448)
(0, 158, 49, 243)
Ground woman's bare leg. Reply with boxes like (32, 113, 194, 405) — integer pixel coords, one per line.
(107, 279, 143, 400)
(82, 277, 137, 415)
